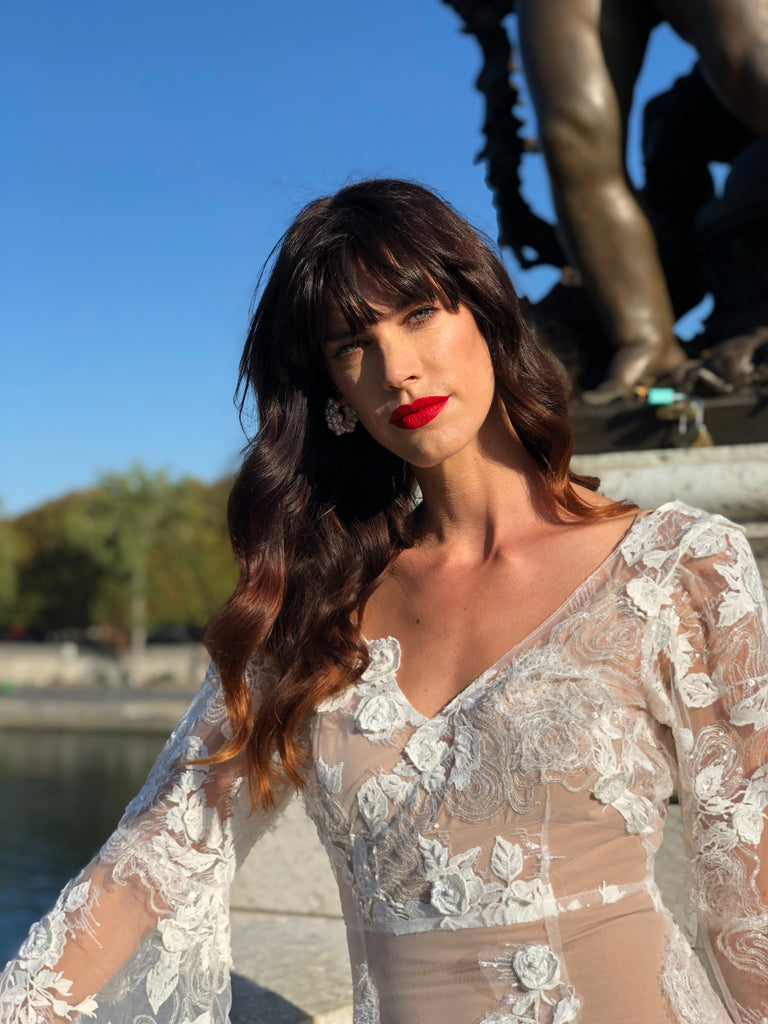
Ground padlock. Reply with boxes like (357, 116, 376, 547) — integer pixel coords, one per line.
(671, 423, 702, 447)
(689, 424, 714, 447)
(669, 397, 713, 447)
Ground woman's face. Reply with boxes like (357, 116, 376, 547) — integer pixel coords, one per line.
(321, 278, 501, 469)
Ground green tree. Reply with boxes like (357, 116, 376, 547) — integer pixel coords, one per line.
(13, 491, 108, 631)
(83, 466, 202, 685)
(5, 470, 236, 682)
(145, 477, 235, 629)
(0, 503, 19, 624)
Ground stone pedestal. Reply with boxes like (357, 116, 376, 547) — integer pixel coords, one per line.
(570, 391, 768, 455)
(571, 442, 768, 522)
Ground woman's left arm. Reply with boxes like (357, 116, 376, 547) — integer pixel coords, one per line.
(666, 520, 768, 1024)
(0, 657, 294, 1024)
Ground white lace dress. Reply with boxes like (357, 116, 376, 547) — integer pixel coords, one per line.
(2, 502, 767, 1024)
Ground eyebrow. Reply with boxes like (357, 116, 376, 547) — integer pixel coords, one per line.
(322, 325, 357, 346)
(321, 298, 424, 346)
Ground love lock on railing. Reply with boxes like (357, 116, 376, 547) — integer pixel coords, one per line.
(638, 387, 714, 448)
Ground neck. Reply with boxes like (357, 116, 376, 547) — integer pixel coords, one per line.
(411, 408, 558, 562)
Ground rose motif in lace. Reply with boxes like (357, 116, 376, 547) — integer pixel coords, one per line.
(478, 943, 580, 1023)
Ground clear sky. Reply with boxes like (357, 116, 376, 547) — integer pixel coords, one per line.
(1, 2, 697, 516)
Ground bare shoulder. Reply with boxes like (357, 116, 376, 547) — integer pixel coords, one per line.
(553, 486, 650, 565)
(569, 482, 648, 518)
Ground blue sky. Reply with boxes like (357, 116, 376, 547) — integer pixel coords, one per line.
(1, 2, 697, 515)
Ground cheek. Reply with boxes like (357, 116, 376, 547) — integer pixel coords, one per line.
(323, 360, 353, 400)
(466, 345, 496, 401)
(334, 364, 375, 410)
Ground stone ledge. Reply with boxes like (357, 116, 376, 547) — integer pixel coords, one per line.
(232, 799, 341, 919)
(230, 910, 351, 1024)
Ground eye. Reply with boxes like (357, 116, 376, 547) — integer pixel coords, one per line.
(332, 338, 364, 359)
(407, 305, 437, 325)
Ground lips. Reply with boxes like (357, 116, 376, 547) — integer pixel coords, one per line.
(389, 395, 449, 430)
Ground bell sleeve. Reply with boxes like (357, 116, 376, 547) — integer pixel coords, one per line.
(0, 656, 294, 1024)
(664, 517, 768, 1024)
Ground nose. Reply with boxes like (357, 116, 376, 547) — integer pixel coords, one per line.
(379, 332, 421, 390)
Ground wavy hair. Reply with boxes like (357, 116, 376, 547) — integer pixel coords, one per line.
(205, 178, 631, 807)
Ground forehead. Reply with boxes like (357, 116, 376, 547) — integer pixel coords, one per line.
(320, 264, 440, 341)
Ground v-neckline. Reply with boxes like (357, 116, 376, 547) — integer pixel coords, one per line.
(368, 503, 667, 723)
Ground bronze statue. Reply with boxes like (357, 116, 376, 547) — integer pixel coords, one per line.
(518, 0, 768, 402)
(445, 0, 768, 403)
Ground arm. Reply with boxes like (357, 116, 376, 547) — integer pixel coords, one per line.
(0, 658, 294, 1024)
(666, 521, 768, 1024)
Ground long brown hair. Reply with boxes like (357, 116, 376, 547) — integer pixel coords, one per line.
(205, 178, 629, 807)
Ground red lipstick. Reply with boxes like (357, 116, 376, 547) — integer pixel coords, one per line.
(389, 396, 449, 430)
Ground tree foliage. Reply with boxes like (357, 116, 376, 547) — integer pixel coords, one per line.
(3, 469, 236, 638)
(0, 503, 20, 624)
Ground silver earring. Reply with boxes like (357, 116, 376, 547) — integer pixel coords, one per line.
(324, 397, 358, 435)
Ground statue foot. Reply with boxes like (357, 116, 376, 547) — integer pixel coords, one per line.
(581, 340, 687, 406)
(581, 378, 635, 406)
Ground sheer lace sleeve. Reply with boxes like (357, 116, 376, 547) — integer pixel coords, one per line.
(664, 518, 768, 1024)
(0, 657, 294, 1024)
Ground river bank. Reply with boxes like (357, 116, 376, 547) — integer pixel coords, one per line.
(0, 685, 194, 733)
(0, 641, 209, 691)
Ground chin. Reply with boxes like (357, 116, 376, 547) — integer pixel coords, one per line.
(400, 439, 469, 470)
(370, 421, 478, 468)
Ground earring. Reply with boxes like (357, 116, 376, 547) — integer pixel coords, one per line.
(324, 397, 358, 435)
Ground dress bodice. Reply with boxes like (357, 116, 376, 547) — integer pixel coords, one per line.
(2, 502, 768, 1024)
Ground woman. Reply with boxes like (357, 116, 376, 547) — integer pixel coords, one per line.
(2, 179, 767, 1024)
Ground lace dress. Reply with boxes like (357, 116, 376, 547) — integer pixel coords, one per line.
(2, 501, 767, 1024)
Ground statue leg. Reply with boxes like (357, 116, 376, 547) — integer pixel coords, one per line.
(518, 0, 686, 402)
(661, 0, 768, 136)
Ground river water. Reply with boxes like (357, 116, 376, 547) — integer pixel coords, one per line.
(0, 731, 165, 965)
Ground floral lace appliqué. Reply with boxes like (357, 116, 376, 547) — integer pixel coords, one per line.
(478, 942, 580, 1023)
(660, 928, 730, 1024)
